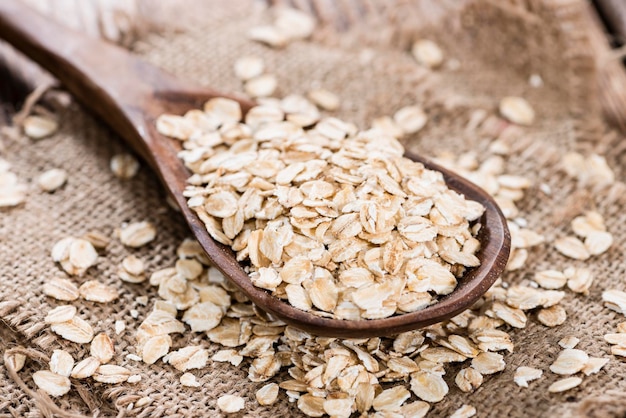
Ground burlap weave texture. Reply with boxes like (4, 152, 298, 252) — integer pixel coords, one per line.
(1, 1, 626, 417)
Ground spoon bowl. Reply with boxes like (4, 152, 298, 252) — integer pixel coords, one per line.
(0, 1, 510, 337)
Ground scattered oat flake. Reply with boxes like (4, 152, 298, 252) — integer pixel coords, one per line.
(71, 356, 101, 379)
(410, 371, 448, 403)
(586, 154, 615, 185)
(529, 74, 543, 87)
(611, 346, 626, 357)
(400, 401, 430, 418)
(133, 397, 152, 409)
(0, 178, 27, 207)
(119, 263, 146, 283)
(212, 349, 243, 367)
(537, 305, 567, 327)
(555, 236, 589, 260)
(455, 367, 483, 392)
(307, 89, 339, 111)
(182, 301, 224, 332)
(550, 349, 588, 375)
(127, 374, 142, 384)
(180, 372, 201, 387)
(245, 74, 278, 98)
(79, 280, 119, 303)
(52, 237, 99, 276)
(6, 352, 26, 372)
(582, 357, 609, 376)
(115, 319, 126, 335)
(49, 350, 74, 377)
(506, 248, 528, 271)
(32, 370, 71, 397)
(248, 25, 288, 48)
(371, 115, 403, 138)
(141, 335, 172, 365)
(492, 302, 527, 328)
(499, 96, 535, 126)
(155, 114, 193, 140)
(514, 366, 543, 388)
(217, 394, 245, 413)
(274, 7, 316, 40)
(450, 404, 477, 418)
(234, 56, 265, 81)
(37, 168, 67, 192)
(548, 377, 582, 393)
(43, 277, 80, 301)
(204, 98, 242, 125)
(44, 305, 77, 324)
(50, 316, 94, 343)
(91, 333, 114, 363)
(23, 115, 58, 139)
(411, 39, 444, 68)
(93, 364, 131, 384)
(119, 221, 156, 247)
(323, 398, 352, 418)
(372, 385, 411, 412)
(69, 238, 98, 270)
(534, 270, 567, 290)
(565, 267, 594, 294)
(168, 346, 208, 371)
(387, 356, 419, 375)
(471, 352, 505, 375)
(602, 289, 626, 315)
(605, 332, 626, 346)
(82, 230, 110, 249)
(394, 106, 427, 135)
(584, 231, 613, 256)
(126, 354, 142, 362)
(110, 153, 140, 179)
(558, 336, 580, 349)
(572, 212, 606, 237)
(561, 152, 615, 186)
(256, 382, 279, 406)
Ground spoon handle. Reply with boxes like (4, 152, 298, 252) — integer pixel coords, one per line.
(0, 1, 182, 163)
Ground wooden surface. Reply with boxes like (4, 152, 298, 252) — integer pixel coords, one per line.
(0, 0, 510, 337)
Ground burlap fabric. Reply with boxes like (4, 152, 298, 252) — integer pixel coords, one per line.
(2, 0, 626, 416)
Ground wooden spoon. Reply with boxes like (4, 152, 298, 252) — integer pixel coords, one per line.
(0, 1, 510, 338)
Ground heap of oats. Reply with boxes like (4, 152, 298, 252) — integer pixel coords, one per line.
(156, 97, 486, 320)
(0, 157, 28, 207)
